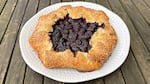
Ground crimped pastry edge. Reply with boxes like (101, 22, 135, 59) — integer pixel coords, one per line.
(29, 5, 118, 71)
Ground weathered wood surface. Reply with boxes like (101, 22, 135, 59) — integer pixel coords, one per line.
(0, 0, 18, 42)
(132, 0, 150, 24)
(0, 0, 150, 84)
(120, 0, 150, 83)
(22, 0, 44, 84)
(2, 0, 28, 83)
(0, 0, 7, 14)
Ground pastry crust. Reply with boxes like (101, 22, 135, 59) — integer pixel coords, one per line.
(29, 5, 118, 71)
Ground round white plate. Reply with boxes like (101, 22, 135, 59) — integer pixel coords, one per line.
(19, 2, 130, 83)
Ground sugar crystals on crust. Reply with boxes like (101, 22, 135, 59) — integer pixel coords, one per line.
(29, 5, 118, 71)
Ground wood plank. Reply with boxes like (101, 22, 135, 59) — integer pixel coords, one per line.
(108, 0, 150, 83)
(4, 1, 45, 84)
(22, 0, 44, 84)
(98, 0, 146, 84)
(0, 0, 18, 42)
(132, 0, 150, 24)
(96, 0, 112, 9)
(0, 0, 28, 83)
(2, 0, 28, 84)
(44, 77, 64, 84)
(50, 0, 61, 4)
(61, 0, 72, 2)
(0, 0, 7, 14)
(120, 0, 150, 50)
(80, 78, 104, 84)
(121, 50, 145, 84)
(121, 0, 150, 84)
(104, 69, 125, 84)
(73, 0, 84, 1)
(85, 0, 96, 3)
(38, 0, 50, 11)
(24, 67, 43, 84)
(20, 0, 39, 23)
(4, 41, 26, 84)
(144, 0, 150, 8)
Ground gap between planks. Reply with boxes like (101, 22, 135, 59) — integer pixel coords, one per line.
(131, 0, 150, 25)
(3, 0, 29, 84)
(0, 0, 18, 44)
(0, 0, 8, 15)
(22, 0, 44, 84)
(108, 0, 150, 83)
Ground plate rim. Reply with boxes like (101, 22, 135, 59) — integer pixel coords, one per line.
(19, 1, 130, 83)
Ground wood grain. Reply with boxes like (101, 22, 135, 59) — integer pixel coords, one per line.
(107, 0, 150, 83)
(121, 50, 145, 84)
(0, 0, 27, 83)
(144, 0, 150, 7)
(3, 0, 28, 84)
(24, 67, 43, 84)
(61, 0, 72, 2)
(0, 0, 7, 14)
(22, 0, 44, 84)
(80, 78, 104, 84)
(120, 0, 150, 83)
(0, 0, 18, 42)
(132, 0, 150, 24)
(44, 77, 64, 84)
(73, 0, 84, 1)
(96, 0, 112, 9)
(104, 69, 125, 84)
(38, 0, 50, 11)
(50, 0, 61, 4)
(120, 0, 150, 50)
(85, 0, 96, 3)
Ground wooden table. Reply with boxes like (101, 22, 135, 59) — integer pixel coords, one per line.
(0, 0, 150, 84)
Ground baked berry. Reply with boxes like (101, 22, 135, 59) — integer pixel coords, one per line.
(49, 14, 104, 55)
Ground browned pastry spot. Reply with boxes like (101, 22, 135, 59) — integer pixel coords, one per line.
(29, 5, 118, 71)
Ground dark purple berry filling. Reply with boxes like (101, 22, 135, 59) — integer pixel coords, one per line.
(49, 14, 104, 56)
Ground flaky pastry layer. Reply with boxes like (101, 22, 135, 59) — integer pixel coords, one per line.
(29, 5, 118, 71)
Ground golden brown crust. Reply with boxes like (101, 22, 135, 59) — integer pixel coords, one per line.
(29, 5, 118, 71)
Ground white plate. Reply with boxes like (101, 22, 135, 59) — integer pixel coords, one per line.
(19, 2, 130, 83)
